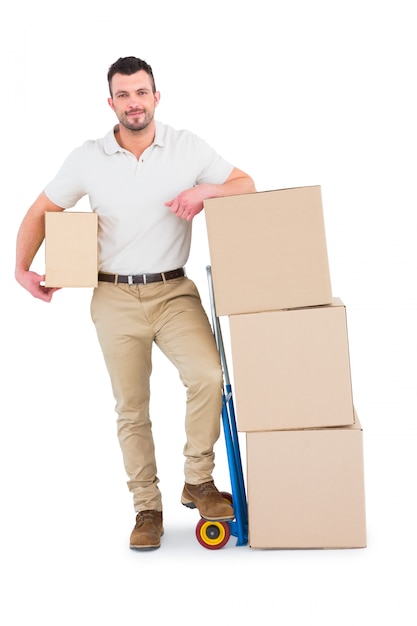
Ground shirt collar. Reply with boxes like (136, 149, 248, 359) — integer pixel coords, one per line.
(103, 120, 165, 155)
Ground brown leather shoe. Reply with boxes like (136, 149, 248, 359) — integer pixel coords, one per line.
(129, 510, 163, 550)
(181, 481, 235, 521)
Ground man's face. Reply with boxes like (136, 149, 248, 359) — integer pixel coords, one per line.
(108, 70, 160, 132)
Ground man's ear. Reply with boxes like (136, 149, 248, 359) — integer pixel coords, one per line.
(108, 97, 115, 111)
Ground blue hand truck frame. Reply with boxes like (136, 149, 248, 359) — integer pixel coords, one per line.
(205, 265, 248, 547)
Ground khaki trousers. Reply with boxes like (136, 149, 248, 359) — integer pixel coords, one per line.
(90, 276, 223, 512)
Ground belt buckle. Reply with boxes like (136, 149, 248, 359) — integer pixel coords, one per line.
(128, 275, 133, 285)
(143, 274, 147, 284)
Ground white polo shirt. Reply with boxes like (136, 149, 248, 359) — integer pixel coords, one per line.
(44, 121, 233, 274)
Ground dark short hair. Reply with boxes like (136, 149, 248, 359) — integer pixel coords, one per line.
(107, 57, 156, 95)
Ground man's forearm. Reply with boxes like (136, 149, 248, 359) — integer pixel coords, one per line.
(15, 211, 46, 279)
(200, 175, 256, 201)
(16, 192, 65, 275)
(203, 166, 256, 200)
(165, 168, 256, 221)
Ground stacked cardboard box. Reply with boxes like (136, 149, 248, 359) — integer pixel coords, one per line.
(205, 186, 366, 549)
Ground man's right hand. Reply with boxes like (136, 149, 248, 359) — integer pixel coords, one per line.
(15, 270, 60, 302)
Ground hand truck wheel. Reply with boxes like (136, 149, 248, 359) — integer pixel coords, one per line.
(220, 491, 233, 505)
(195, 518, 231, 550)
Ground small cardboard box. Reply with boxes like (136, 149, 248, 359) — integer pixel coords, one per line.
(45, 211, 98, 287)
(204, 186, 332, 315)
(246, 418, 367, 549)
(229, 299, 355, 431)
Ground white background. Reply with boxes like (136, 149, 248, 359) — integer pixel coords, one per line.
(1, 1, 416, 624)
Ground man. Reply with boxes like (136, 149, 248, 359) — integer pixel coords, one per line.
(15, 56, 256, 550)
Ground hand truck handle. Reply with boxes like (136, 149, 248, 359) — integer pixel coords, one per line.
(206, 265, 231, 388)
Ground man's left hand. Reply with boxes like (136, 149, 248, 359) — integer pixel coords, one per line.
(165, 186, 206, 222)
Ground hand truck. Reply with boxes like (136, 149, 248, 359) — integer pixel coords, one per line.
(194, 266, 249, 549)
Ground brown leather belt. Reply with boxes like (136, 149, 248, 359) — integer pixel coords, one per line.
(98, 268, 185, 285)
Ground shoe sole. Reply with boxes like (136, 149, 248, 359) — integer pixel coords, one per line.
(181, 499, 235, 522)
(129, 544, 161, 550)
